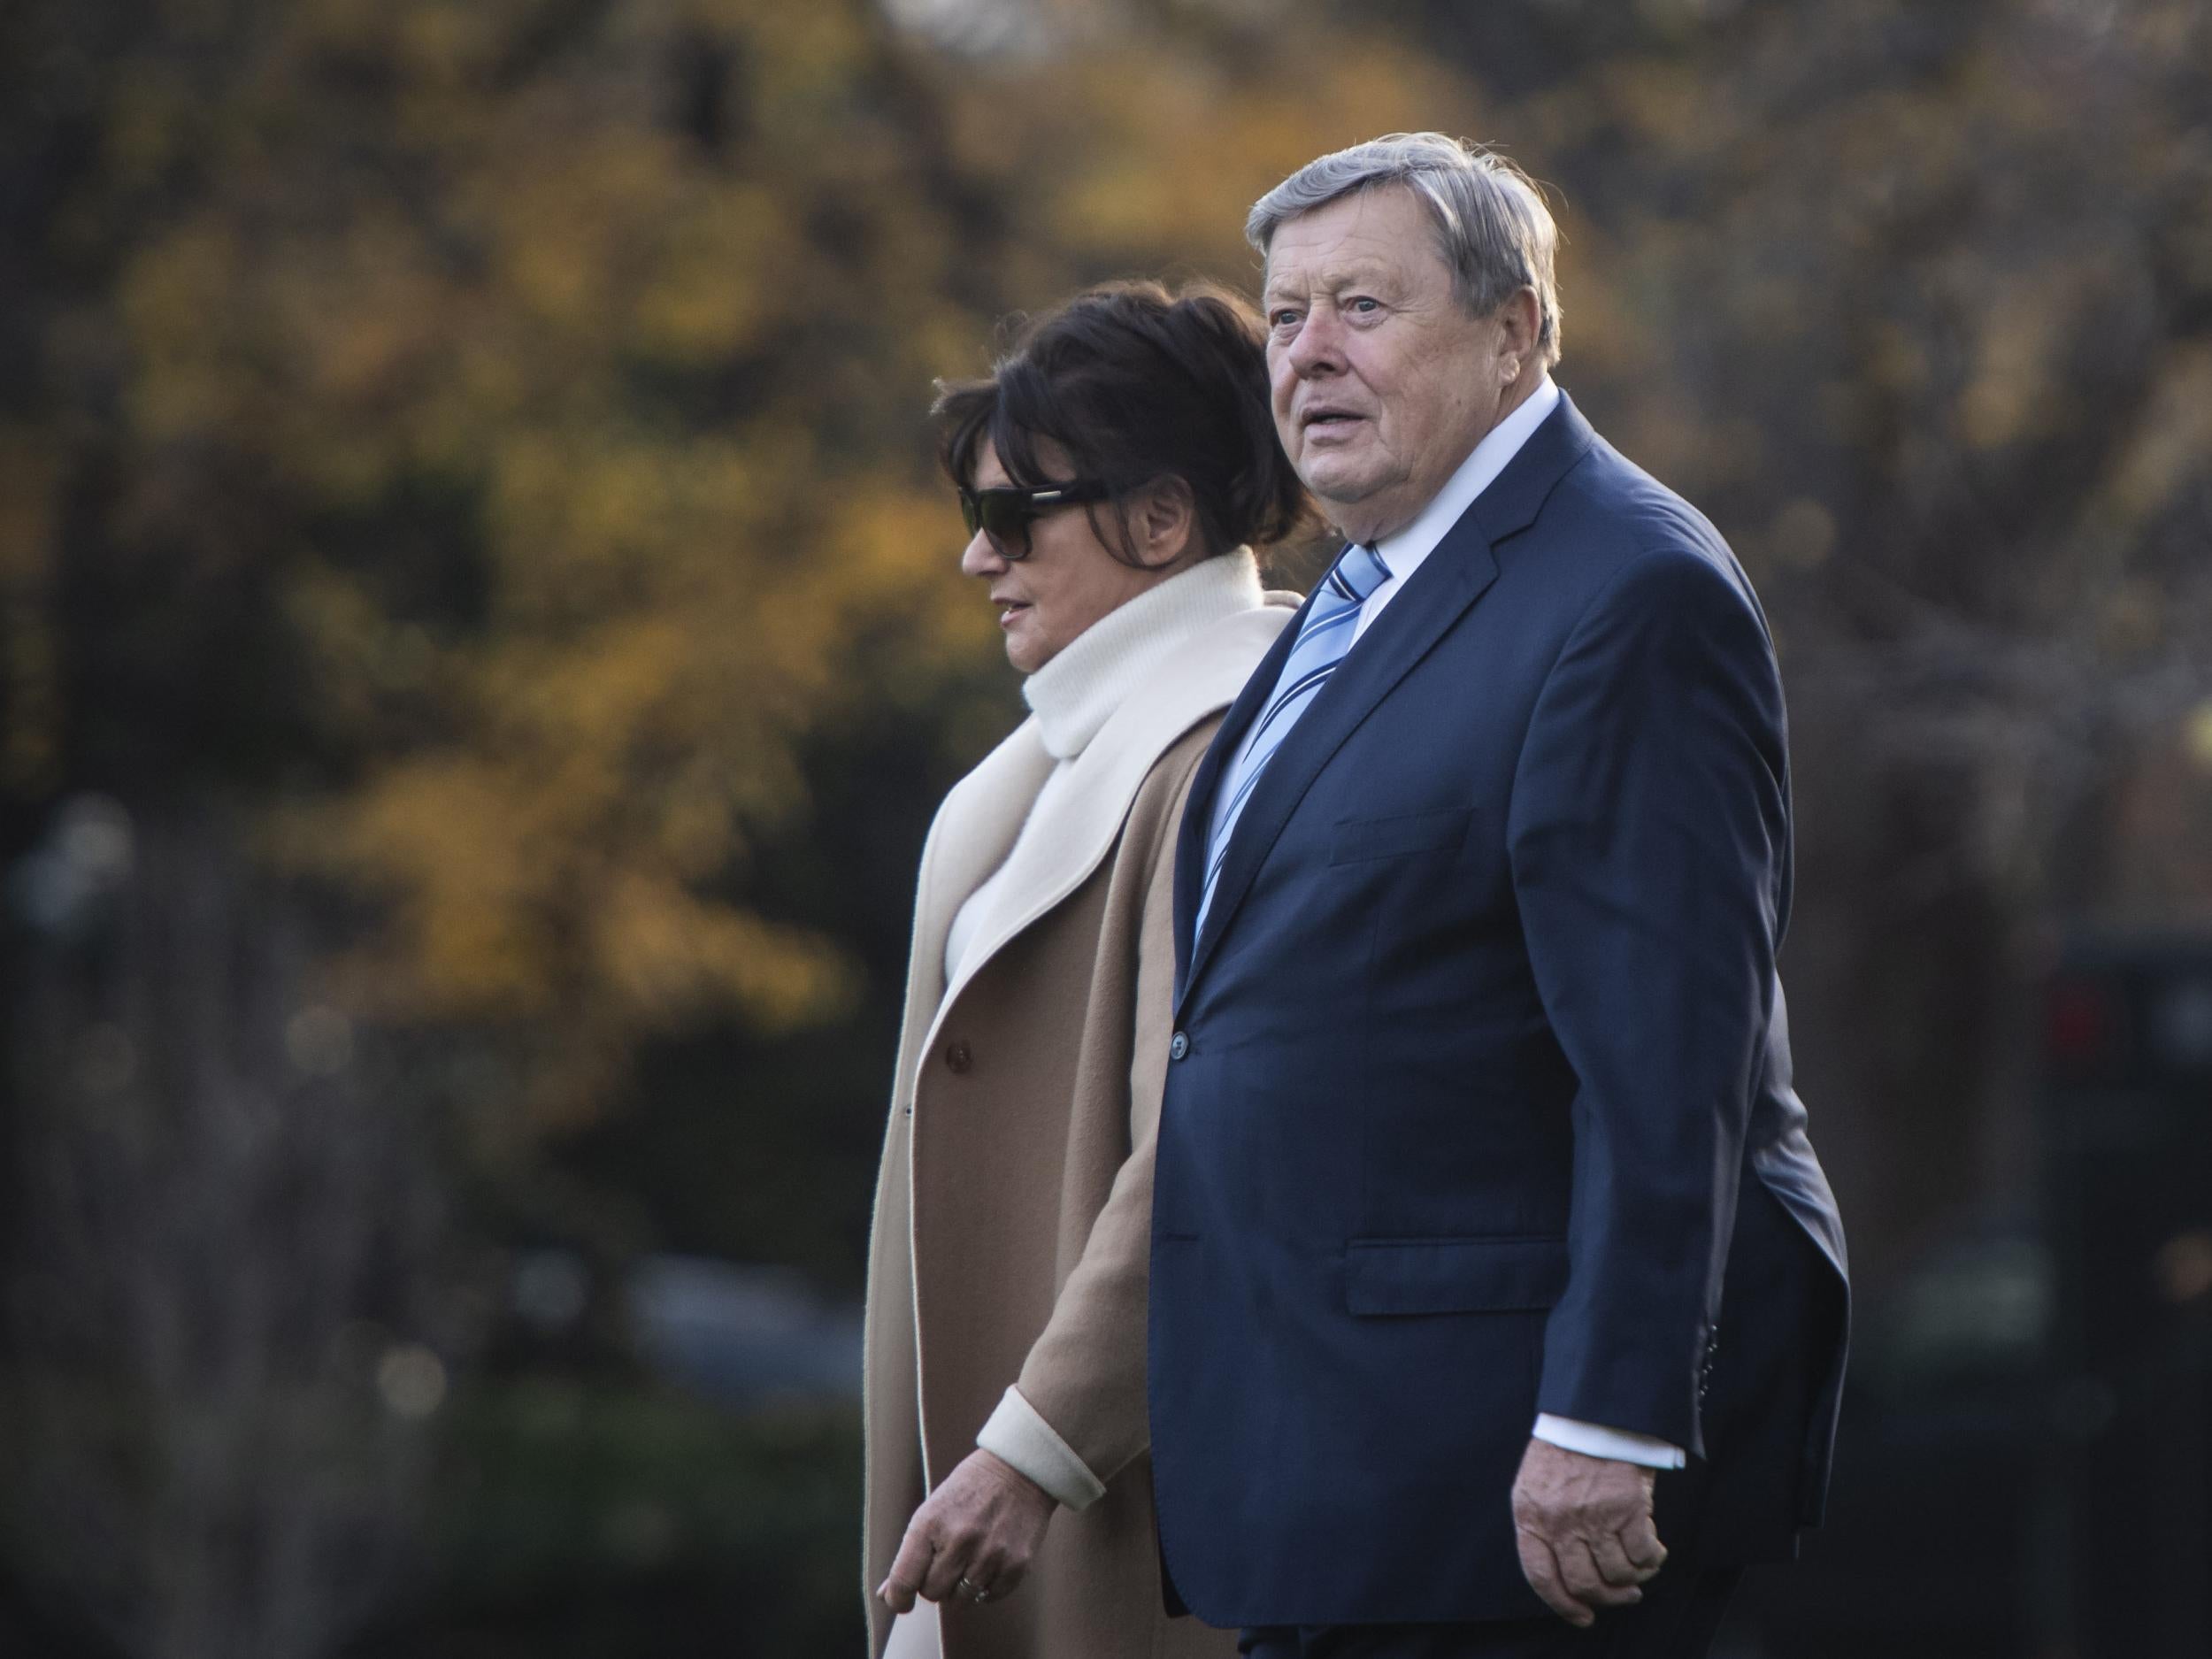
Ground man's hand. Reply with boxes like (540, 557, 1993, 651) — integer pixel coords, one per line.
(1510, 1437, 1668, 1627)
(878, 1449, 1055, 1614)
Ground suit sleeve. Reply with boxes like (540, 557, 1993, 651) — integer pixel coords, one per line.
(1506, 544, 1789, 1455)
(987, 748, 1203, 1502)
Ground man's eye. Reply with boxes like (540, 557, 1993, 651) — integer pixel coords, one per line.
(1348, 296, 1381, 314)
(1271, 310, 1301, 328)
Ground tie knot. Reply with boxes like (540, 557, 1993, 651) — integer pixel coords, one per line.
(1335, 541, 1392, 603)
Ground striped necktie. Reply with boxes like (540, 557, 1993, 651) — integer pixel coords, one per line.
(1194, 541, 1392, 939)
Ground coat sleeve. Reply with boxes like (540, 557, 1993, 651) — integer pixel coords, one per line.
(986, 742, 1206, 1502)
(1505, 543, 1790, 1456)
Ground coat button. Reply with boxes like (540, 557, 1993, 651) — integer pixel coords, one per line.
(1169, 1032, 1189, 1061)
(944, 1040, 972, 1074)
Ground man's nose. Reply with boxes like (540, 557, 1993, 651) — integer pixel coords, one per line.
(1285, 308, 1344, 375)
(959, 529, 1007, 578)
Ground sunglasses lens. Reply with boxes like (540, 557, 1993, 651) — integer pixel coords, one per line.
(958, 490, 1030, 556)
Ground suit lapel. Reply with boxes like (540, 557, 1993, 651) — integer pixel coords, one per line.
(1177, 393, 1599, 1010)
(1179, 534, 1496, 1007)
(1468, 391, 1596, 547)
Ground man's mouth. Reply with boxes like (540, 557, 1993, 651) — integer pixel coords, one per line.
(1302, 409, 1364, 433)
(995, 599, 1031, 627)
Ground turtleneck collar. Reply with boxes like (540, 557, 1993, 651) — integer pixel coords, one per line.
(1022, 547, 1263, 761)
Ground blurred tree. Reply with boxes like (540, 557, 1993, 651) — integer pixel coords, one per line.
(4, 0, 1019, 1135)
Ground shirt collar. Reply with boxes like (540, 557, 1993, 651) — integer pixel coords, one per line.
(1372, 375, 1561, 582)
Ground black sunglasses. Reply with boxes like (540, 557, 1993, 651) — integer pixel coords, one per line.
(958, 480, 1114, 557)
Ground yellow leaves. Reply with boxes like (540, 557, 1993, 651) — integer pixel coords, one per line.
(292, 0, 535, 87)
(632, 184, 787, 361)
(1818, 88, 1972, 204)
(2101, 342, 2212, 530)
(118, 225, 249, 444)
(485, 433, 772, 622)
(287, 569, 420, 733)
(808, 482, 1003, 686)
(726, 1, 877, 119)
(293, 729, 858, 1041)
(479, 614, 703, 786)
(1958, 257, 2127, 452)
(2184, 705, 2212, 774)
(392, 0, 516, 85)
(479, 127, 694, 335)
(1959, 287, 2062, 452)
(1547, 221, 1652, 378)
(1590, 60, 1732, 164)
(595, 872, 856, 1035)
(287, 216, 452, 410)
(816, 483, 964, 608)
(938, 29, 1477, 283)
(297, 756, 552, 1021)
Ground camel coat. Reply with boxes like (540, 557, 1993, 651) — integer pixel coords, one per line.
(863, 591, 1294, 1659)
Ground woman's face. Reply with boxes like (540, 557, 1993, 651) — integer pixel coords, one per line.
(959, 438, 1179, 674)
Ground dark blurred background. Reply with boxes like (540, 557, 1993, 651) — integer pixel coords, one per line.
(2, 0, 2209, 1654)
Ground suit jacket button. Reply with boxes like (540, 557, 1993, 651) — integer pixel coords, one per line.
(944, 1040, 972, 1074)
(1170, 1032, 1189, 1061)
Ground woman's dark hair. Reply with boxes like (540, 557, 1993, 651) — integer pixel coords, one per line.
(933, 279, 1312, 567)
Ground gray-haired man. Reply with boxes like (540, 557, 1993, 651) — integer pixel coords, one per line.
(1145, 134, 1848, 1658)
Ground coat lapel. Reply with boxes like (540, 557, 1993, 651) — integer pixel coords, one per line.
(892, 725, 1055, 1109)
(1177, 394, 1599, 1009)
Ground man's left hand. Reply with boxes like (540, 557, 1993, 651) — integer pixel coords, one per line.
(1510, 1437, 1668, 1627)
(878, 1449, 1055, 1613)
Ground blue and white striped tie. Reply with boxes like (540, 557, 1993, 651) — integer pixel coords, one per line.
(1194, 541, 1393, 939)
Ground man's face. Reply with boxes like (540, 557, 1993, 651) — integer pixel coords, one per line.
(1263, 186, 1523, 545)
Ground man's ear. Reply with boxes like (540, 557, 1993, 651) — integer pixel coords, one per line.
(1495, 287, 1542, 381)
(1133, 475, 1200, 569)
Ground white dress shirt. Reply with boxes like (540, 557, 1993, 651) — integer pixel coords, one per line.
(1226, 376, 1684, 1472)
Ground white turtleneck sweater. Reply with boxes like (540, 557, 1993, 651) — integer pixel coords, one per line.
(941, 548, 1264, 988)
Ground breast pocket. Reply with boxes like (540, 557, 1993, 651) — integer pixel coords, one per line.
(1327, 806, 1476, 865)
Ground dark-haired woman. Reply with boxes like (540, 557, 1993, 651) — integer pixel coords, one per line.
(863, 281, 1309, 1659)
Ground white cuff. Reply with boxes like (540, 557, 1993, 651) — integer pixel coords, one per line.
(1532, 1413, 1686, 1470)
(975, 1386, 1108, 1512)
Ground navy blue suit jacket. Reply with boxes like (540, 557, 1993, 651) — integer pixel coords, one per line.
(1146, 394, 1849, 1627)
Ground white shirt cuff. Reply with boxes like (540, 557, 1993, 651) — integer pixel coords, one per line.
(974, 1386, 1109, 1511)
(1532, 1413, 1686, 1470)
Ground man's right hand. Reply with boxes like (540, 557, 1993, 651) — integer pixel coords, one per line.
(1510, 1437, 1668, 1626)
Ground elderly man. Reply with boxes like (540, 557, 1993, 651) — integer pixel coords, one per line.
(1146, 134, 1850, 1658)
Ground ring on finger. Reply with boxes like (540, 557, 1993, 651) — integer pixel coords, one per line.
(956, 1575, 991, 1604)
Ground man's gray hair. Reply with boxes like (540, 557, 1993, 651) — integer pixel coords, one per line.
(1248, 133, 1563, 366)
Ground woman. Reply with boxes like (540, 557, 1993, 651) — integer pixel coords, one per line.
(863, 280, 1309, 1659)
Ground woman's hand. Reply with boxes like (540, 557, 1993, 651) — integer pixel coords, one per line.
(878, 1448, 1056, 1612)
